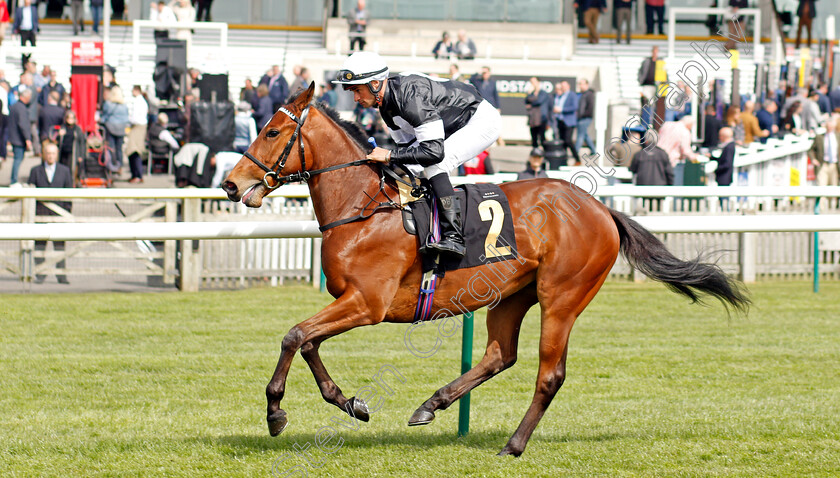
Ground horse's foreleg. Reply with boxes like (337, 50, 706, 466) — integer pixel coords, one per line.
(408, 287, 536, 426)
(265, 290, 376, 436)
(300, 339, 370, 422)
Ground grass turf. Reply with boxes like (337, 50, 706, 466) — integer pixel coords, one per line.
(1, 281, 839, 477)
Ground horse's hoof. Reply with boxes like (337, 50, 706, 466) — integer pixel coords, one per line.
(497, 447, 522, 457)
(347, 396, 370, 422)
(267, 410, 288, 436)
(407, 409, 435, 426)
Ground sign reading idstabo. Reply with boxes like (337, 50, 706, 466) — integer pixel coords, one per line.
(492, 75, 577, 116)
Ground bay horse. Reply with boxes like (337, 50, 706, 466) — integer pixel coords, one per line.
(221, 84, 749, 456)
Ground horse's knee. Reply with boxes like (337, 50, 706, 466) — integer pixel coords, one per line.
(300, 341, 317, 357)
(281, 327, 306, 351)
(536, 368, 566, 398)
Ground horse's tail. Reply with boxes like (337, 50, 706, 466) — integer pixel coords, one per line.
(608, 208, 751, 315)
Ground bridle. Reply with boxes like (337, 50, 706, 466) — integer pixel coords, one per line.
(241, 103, 404, 232)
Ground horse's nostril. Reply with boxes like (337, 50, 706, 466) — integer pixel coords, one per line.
(222, 181, 238, 196)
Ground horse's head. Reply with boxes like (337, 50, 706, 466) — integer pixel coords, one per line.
(222, 83, 316, 208)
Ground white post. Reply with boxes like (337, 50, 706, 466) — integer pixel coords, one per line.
(668, 8, 676, 63)
(103, 0, 111, 46)
(132, 22, 140, 74)
(739, 232, 757, 282)
(753, 10, 761, 64)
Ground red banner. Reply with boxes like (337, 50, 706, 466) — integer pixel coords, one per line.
(71, 42, 104, 66)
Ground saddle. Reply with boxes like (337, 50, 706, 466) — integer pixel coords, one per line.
(389, 167, 519, 272)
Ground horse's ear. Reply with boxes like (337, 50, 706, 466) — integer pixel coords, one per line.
(297, 82, 316, 107)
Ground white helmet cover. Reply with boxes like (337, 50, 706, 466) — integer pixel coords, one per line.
(332, 51, 389, 85)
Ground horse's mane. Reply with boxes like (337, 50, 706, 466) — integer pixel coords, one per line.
(286, 89, 374, 154)
(314, 102, 375, 155)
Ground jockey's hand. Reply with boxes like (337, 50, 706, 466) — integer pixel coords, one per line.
(366, 147, 391, 163)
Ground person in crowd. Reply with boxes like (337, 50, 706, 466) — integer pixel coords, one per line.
(614, 0, 634, 44)
(817, 83, 832, 115)
(101, 86, 130, 174)
(470, 66, 500, 110)
(830, 84, 840, 113)
(233, 101, 257, 154)
(782, 87, 818, 130)
(70, 0, 85, 35)
(608, 128, 644, 168)
(150, 1, 175, 39)
(755, 100, 779, 143)
(575, 78, 596, 154)
(808, 116, 840, 186)
(317, 83, 337, 108)
(783, 101, 805, 135)
(578, 0, 606, 44)
(525, 76, 550, 149)
(38, 91, 64, 143)
(702, 103, 722, 148)
(263, 65, 289, 111)
(0, 80, 9, 165)
(449, 64, 464, 83)
(658, 116, 698, 167)
(552, 81, 580, 165)
(645, 0, 665, 35)
(630, 141, 672, 185)
(347, 0, 368, 52)
(57, 109, 86, 179)
(126, 85, 149, 184)
(174, 142, 215, 188)
(89, 0, 104, 35)
(796, 0, 816, 49)
(196, 0, 213, 21)
(461, 150, 494, 175)
(724, 105, 744, 145)
(725, 0, 749, 50)
(252, 84, 273, 132)
(38, 69, 65, 107)
(147, 112, 180, 169)
(8, 87, 33, 185)
(0, 0, 9, 45)
(240, 78, 256, 105)
(740, 101, 767, 146)
(454, 30, 476, 60)
(713, 127, 736, 187)
(638, 46, 659, 106)
(29, 142, 73, 285)
(289, 66, 310, 98)
(13, 0, 38, 66)
(517, 147, 548, 180)
(171, 0, 196, 52)
(807, 89, 824, 129)
(432, 31, 453, 59)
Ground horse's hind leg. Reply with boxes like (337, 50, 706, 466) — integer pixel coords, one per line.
(300, 339, 370, 422)
(408, 286, 537, 426)
(497, 309, 574, 457)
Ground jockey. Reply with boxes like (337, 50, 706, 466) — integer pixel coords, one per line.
(333, 51, 502, 258)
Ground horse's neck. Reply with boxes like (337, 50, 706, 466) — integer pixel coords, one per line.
(306, 137, 384, 230)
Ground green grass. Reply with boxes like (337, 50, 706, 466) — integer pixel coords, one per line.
(2, 281, 839, 477)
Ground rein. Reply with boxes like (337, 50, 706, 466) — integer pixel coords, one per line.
(243, 104, 404, 233)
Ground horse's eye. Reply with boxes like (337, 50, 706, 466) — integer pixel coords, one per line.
(266, 130, 280, 138)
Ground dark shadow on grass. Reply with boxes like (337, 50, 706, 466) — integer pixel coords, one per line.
(197, 426, 630, 456)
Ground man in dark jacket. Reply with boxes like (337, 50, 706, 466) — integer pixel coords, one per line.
(8, 87, 33, 185)
(575, 78, 596, 153)
(630, 144, 673, 185)
(38, 70, 65, 106)
(713, 127, 736, 186)
(517, 147, 549, 180)
(13, 0, 39, 66)
(28, 142, 73, 284)
(702, 103, 722, 148)
(470, 66, 500, 110)
(38, 91, 65, 142)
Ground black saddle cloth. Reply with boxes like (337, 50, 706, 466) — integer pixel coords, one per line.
(409, 183, 519, 272)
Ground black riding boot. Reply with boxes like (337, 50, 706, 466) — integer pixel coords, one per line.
(427, 195, 466, 257)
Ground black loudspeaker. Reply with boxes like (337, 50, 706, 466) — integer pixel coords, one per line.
(190, 101, 235, 152)
(198, 74, 229, 102)
(155, 39, 187, 74)
(543, 140, 567, 169)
